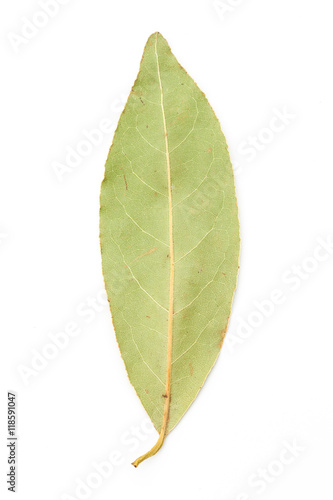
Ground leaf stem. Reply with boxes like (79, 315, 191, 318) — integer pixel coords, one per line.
(131, 393, 170, 467)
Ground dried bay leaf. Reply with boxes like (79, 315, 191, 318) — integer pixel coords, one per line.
(100, 32, 240, 466)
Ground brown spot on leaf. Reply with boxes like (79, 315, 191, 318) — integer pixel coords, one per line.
(170, 115, 185, 127)
(189, 363, 193, 376)
(129, 248, 157, 264)
(218, 323, 229, 349)
(120, 168, 128, 190)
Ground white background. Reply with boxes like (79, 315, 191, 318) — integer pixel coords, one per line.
(1, 0, 333, 499)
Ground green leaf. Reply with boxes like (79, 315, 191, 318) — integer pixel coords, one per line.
(100, 32, 240, 466)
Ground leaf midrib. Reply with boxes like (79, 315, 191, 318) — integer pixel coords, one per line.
(132, 32, 174, 467)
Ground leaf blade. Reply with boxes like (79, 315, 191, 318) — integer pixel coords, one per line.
(100, 32, 240, 465)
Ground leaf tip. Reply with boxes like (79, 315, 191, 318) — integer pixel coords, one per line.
(147, 31, 167, 45)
